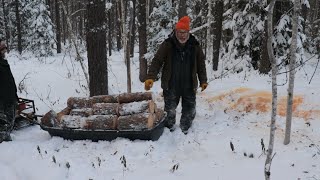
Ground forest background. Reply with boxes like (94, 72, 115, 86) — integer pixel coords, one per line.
(1, 0, 320, 95)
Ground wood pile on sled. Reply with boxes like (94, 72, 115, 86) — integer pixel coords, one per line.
(40, 92, 165, 131)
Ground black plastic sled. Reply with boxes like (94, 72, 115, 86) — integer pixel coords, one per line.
(40, 116, 166, 142)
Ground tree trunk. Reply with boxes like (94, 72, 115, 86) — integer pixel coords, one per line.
(130, 0, 136, 57)
(206, 0, 212, 61)
(212, 0, 223, 71)
(15, 0, 22, 54)
(55, 0, 61, 53)
(178, 0, 187, 19)
(107, 1, 112, 56)
(265, 1, 277, 180)
(61, 2, 89, 87)
(284, 0, 300, 145)
(116, 1, 122, 51)
(2, 0, 10, 50)
(259, 19, 271, 74)
(137, 0, 147, 82)
(62, 5, 66, 44)
(121, 0, 132, 93)
(86, 0, 108, 96)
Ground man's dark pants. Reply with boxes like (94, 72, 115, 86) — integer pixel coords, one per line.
(163, 88, 196, 132)
(0, 101, 16, 142)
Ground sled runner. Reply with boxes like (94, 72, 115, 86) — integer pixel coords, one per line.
(40, 115, 166, 141)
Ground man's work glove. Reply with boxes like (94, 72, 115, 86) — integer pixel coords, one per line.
(144, 79, 154, 91)
(200, 83, 208, 92)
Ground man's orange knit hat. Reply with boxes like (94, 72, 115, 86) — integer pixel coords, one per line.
(175, 16, 190, 31)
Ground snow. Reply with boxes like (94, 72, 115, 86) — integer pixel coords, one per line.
(0, 50, 320, 180)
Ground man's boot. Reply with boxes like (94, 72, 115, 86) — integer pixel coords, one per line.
(165, 110, 176, 132)
(180, 109, 196, 135)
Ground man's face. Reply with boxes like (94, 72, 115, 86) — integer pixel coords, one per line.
(175, 29, 190, 44)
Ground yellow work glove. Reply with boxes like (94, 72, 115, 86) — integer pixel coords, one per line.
(200, 83, 208, 92)
(144, 79, 154, 91)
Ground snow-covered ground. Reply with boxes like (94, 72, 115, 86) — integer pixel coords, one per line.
(0, 51, 319, 180)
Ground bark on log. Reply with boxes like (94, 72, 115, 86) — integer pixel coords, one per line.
(92, 103, 118, 115)
(59, 115, 85, 129)
(117, 92, 153, 103)
(69, 108, 93, 117)
(154, 109, 165, 125)
(118, 100, 155, 116)
(57, 107, 71, 123)
(59, 115, 118, 130)
(83, 115, 118, 130)
(117, 112, 155, 130)
(67, 95, 118, 108)
(40, 110, 58, 127)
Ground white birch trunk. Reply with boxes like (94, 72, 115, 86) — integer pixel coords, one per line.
(265, 1, 277, 179)
(121, 0, 132, 93)
(284, 0, 300, 145)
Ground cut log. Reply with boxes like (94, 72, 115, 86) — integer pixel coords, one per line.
(118, 100, 156, 116)
(40, 110, 58, 127)
(70, 108, 93, 117)
(92, 103, 118, 115)
(57, 107, 72, 124)
(83, 115, 118, 130)
(117, 113, 155, 130)
(59, 115, 85, 129)
(117, 92, 153, 103)
(149, 100, 156, 113)
(59, 115, 118, 130)
(154, 109, 165, 125)
(67, 95, 118, 109)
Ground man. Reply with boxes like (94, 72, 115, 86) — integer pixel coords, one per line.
(0, 40, 18, 142)
(144, 16, 208, 134)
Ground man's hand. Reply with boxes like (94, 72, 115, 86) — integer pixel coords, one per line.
(200, 83, 208, 92)
(144, 79, 154, 91)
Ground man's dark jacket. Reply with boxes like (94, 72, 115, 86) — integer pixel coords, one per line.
(0, 57, 18, 103)
(147, 33, 207, 90)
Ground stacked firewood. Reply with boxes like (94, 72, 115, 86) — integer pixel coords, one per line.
(41, 92, 165, 131)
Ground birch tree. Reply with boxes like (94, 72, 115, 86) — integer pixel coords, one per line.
(284, 0, 300, 145)
(265, 0, 277, 179)
(121, 0, 131, 93)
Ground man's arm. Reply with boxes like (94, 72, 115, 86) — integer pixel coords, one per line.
(146, 42, 167, 80)
(196, 46, 208, 84)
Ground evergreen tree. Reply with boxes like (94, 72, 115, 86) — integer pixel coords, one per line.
(221, 0, 267, 73)
(147, 0, 176, 58)
(24, 0, 55, 57)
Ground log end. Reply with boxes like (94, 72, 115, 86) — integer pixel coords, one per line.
(40, 110, 58, 127)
